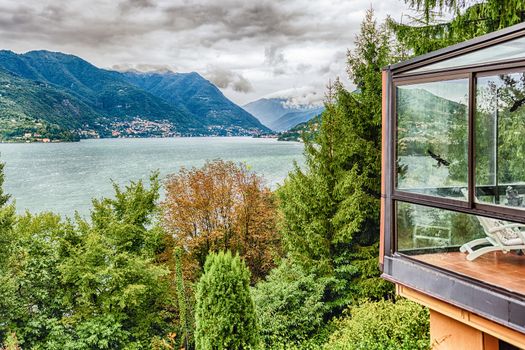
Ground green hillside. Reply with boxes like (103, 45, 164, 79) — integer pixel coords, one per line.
(0, 50, 269, 141)
(0, 69, 99, 141)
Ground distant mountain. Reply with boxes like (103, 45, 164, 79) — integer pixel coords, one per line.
(243, 97, 324, 131)
(0, 50, 268, 141)
(271, 107, 324, 132)
(122, 71, 266, 133)
(243, 98, 289, 127)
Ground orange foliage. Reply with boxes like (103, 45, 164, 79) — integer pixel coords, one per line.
(162, 160, 281, 282)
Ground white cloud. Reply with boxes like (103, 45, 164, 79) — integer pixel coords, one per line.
(0, 0, 416, 104)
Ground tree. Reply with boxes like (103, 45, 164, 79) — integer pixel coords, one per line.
(195, 251, 258, 350)
(253, 259, 333, 349)
(174, 247, 191, 349)
(58, 173, 172, 348)
(389, 0, 525, 55)
(278, 9, 394, 304)
(0, 162, 18, 343)
(0, 173, 178, 349)
(0, 162, 10, 207)
(162, 160, 280, 282)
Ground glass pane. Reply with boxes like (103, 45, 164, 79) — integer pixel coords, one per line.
(409, 36, 525, 73)
(397, 201, 525, 295)
(396, 79, 468, 200)
(475, 72, 525, 210)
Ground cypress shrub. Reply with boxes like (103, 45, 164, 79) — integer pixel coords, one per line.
(195, 251, 258, 350)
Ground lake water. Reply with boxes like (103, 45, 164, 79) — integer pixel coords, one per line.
(0, 137, 304, 218)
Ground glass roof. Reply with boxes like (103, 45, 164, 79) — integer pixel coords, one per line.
(408, 35, 525, 73)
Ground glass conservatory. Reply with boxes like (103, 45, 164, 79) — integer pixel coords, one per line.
(381, 23, 525, 349)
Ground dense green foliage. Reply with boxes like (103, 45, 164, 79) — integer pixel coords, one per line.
(390, 0, 525, 55)
(195, 251, 258, 350)
(323, 299, 430, 350)
(277, 10, 394, 304)
(277, 115, 320, 141)
(253, 260, 332, 349)
(0, 172, 178, 349)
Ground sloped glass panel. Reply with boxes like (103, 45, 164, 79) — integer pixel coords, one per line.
(396, 79, 469, 200)
(409, 36, 525, 73)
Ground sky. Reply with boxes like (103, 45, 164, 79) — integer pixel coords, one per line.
(0, 0, 416, 106)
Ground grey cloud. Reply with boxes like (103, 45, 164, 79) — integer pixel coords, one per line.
(265, 46, 287, 66)
(163, 2, 305, 42)
(273, 67, 286, 76)
(318, 64, 331, 74)
(232, 75, 254, 93)
(0, 0, 413, 104)
(119, 0, 156, 13)
(205, 66, 253, 93)
(297, 63, 312, 73)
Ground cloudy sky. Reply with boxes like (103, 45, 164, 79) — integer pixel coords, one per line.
(0, 0, 415, 105)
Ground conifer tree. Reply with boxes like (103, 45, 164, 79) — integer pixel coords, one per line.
(278, 9, 393, 304)
(195, 251, 258, 350)
(174, 247, 191, 349)
(390, 0, 525, 55)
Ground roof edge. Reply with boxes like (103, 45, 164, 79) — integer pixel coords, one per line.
(386, 21, 525, 72)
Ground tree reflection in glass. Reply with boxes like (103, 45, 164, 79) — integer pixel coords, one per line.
(476, 72, 525, 209)
(396, 79, 469, 200)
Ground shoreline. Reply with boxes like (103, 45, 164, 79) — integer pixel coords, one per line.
(0, 134, 291, 144)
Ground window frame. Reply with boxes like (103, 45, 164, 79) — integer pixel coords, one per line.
(392, 73, 471, 209)
(382, 25, 525, 336)
(392, 61, 525, 225)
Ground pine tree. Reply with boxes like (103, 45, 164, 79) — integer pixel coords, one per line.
(278, 9, 394, 305)
(195, 251, 258, 350)
(390, 0, 525, 55)
(174, 247, 190, 349)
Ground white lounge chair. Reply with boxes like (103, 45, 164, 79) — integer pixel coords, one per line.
(460, 213, 525, 261)
(459, 188, 525, 261)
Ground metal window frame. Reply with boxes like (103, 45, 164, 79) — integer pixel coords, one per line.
(382, 24, 525, 334)
(391, 61, 525, 224)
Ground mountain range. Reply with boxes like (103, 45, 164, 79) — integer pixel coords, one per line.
(243, 98, 324, 132)
(0, 50, 269, 141)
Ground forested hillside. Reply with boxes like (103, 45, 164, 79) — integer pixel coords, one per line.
(0, 50, 269, 141)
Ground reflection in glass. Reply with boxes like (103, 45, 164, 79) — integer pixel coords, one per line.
(396, 79, 468, 200)
(397, 202, 484, 253)
(397, 201, 525, 294)
(476, 73, 525, 210)
(409, 36, 525, 73)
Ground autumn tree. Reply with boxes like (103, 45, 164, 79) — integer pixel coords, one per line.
(162, 160, 280, 282)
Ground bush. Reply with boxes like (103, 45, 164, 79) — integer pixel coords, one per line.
(195, 251, 259, 350)
(253, 260, 331, 349)
(323, 299, 430, 350)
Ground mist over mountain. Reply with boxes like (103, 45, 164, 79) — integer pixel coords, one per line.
(121, 71, 264, 133)
(0, 50, 269, 141)
(243, 97, 324, 131)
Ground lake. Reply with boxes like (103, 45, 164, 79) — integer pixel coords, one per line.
(0, 137, 305, 217)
